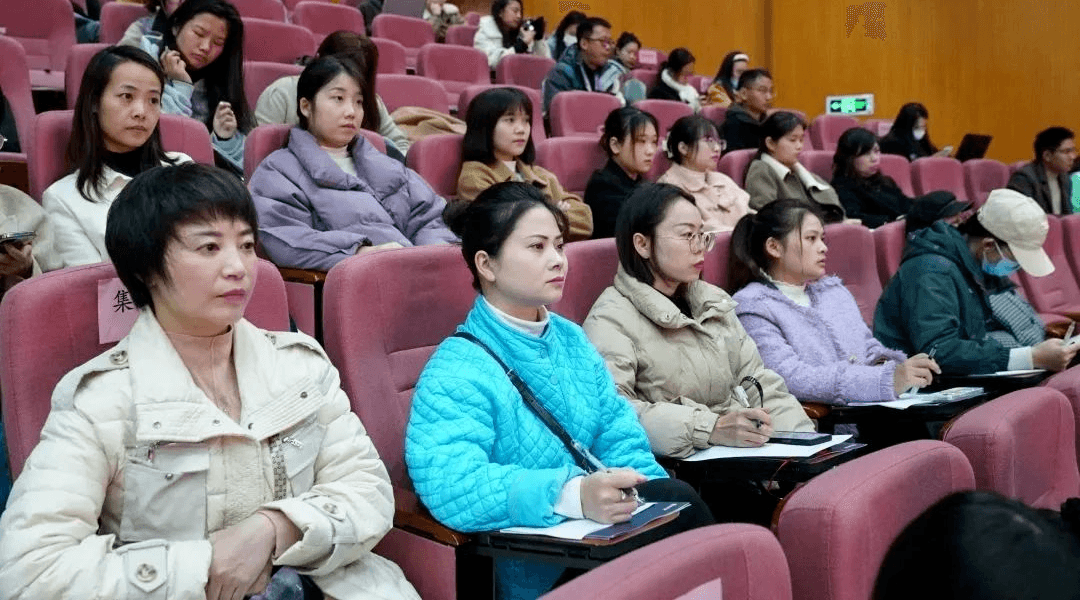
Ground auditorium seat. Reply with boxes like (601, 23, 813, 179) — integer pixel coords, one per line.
(372, 37, 409, 75)
(878, 153, 914, 196)
(1017, 216, 1080, 318)
(495, 53, 555, 90)
(405, 133, 464, 200)
(292, 1, 366, 38)
(540, 523, 792, 600)
(717, 148, 756, 188)
(548, 238, 618, 324)
(1042, 365, 1080, 478)
(701, 230, 733, 291)
(775, 440, 975, 600)
(377, 74, 451, 114)
(0, 36, 36, 167)
(798, 149, 835, 182)
(535, 136, 608, 197)
(458, 84, 545, 143)
(808, 114, 859, 152)
(628, 68, 657, 91)
(1061, 215, 1080, 284)
(635, 98, 693, 179)
(941, 387, 1079, 510)
(1009, 160, 1027, 175)
(244, 122, 385, 181)
(241, 18, 316, 64)
(282, 0, 329, 16)
(911, 156, 967, 201)
(701, 104, 727, 127)
(862, 118, 891, 137)
(64, 43, 109, 109)
(548, 91, 622, 137)
(99, 2, 149, 44)
(230, 0, 286, 21)
(873, 220, 905, 286)
(635, 47, 665, 70)
(371, 13, 435, 71)
(823, 222, 883, 325)
(415, 44, 489, 112)
(464, 11, 481, 25)
(962, 158, 1009, 208)
(444, 24, 478, 46)
(243, 61, 304, 113)
(1, 0, 77, 90)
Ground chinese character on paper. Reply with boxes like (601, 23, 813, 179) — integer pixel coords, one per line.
(113, 288, 135, 313)
(846, 2, 887, 39)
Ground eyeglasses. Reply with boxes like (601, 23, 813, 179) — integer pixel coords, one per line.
(701, 137, 723, 150)
(586, 37, 615, 48)
(658, 230, 721, 253)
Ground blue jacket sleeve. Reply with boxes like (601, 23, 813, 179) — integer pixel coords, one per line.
(212, 132, 245, 173)
(161, 80, 194, 117)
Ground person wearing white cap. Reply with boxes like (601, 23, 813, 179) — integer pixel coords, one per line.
(874, 188, 1078, 375)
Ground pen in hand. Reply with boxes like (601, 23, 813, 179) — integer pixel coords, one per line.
(905, 347, 937, 395)
(733, 385, 764, 429)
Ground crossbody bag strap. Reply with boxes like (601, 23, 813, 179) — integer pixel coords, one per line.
(452, 331, 603, 474)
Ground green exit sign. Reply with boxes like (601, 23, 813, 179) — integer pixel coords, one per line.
(825, 94, 875, 116)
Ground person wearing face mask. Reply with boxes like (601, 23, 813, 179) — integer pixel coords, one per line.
(719, 68, 774, 153)
(875, 188, 1078, 375)
(879, 102, 950, 161)
(545, 10, 585, 61)
(1008, 127, 1077, 215)
(584, 107, 659, 238)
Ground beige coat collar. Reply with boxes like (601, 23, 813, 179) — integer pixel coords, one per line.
(612, 265, 735, 331)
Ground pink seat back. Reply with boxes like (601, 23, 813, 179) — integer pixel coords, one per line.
(635, 99, 693, 180)
(444, 23, 478, 46)
(416, 43, 489, 110)
(873, 220, 905, 287)
(862, 118, 892, 137)
(405, 133, 463, 199)
(798, 149, 835, 182)
(495, 53, 555, 90)
(231, 0, 286, 21)
(548, 238, 618, 324)
(776, 440, 975, 600)
(717, 148, 756, 188)
(548, 91, 622, 137)
(701, 104, 727, 127)
(540, 523, 792, 600)
(910, 156, 967, 201)
(823, 222, 882, 326)
(0, 0, 77, 73)
(458, 84, 545, 143)
(1009, 160, 1027, 175)
(535, 136, 608, 198)
(635, 47, 665, 70)
(31, 111, 215, 200)
(808, 114, 859, 152)
(243, 61, 304, 112)
(1062, 215, 1080, 284)
(771, 107, 808, 124)
(464, 11, 481, 25)
(943, 387, 1079, 509)
(1017, 216, 1080, 315)
(628, 68, 657, 90)
(372, 37, 408, 75)
(377, 73, 450, 115)
(245, 124, 385, 181)
(371, 13, 434, 67)
(962, 158, 1009, 209)
(64, 43, 110, 110)
(292, 1, 365, 37)
(1042, 366, 1080, 477)
(0, 36, 36, 163)
(877, 153, 913, 196)
(322, 245, 477, 489)
(242, 18, 315, 63)
(99, 2, 150, 44)
(1, 260, 289, 476)
(282, 0, 328, 12)
(701, 231, 733, 291)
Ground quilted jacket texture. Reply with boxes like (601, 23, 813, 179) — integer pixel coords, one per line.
(406, 297, 666, 532)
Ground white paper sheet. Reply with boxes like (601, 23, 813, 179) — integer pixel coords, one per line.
(680, 435, 852, 462)
(979, 369, 1046, 377)
(498, 503, 654, 540)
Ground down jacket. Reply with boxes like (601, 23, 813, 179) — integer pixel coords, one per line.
(406, 297, 665, 533)
(733, 276, 908, 405)
(0, 310, 418, 600)
(583, 267, 814, 459)
(249, 128, 456, 271)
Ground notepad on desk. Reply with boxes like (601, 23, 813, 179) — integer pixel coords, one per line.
(498, 501, 690, 541)
(878, 386, 985, 409)
(680, 434, 852, 462)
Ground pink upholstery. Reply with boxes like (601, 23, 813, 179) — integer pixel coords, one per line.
(231, 0, 286, 21)
(241, 18, 315, 63)
(371, 14, 434, 71)
(99, 2, 149, 44)
(0, 36, 36, 165)
(0, 0, 77, 90)
(910, 156, 967, 201)
(717, 148, 756, 188)
(635, 98, 693, 180)
(548, 238, 618, 324)
(243, 61, 304, 112)
(464, 11, 481, 25)
(0, 260, 289, 476)
(1042, 366, 1080, 475)
(798, 149, 835, 182)
(628, 68, 657, 90)
(701, 104, 727, 126)
(377, 74, 451, 114)
(372, 527, 458, 600)
(405, 133, 463, 199)
(701, 231, 733, 291)
(823, 222, 883, 326)
(416, 43, 489, 111)
(282, 0, 329, 13)
(808, 114, 859, 152)
(1061, 215, 1080, 283)
(635, 47, 665, 70)
(64, 43, 110, 109)
(548, 90, 622, 137)
(31, 111, 215, 200)
(687, 74, 709, 94)
(458, 84, 545, 143)
(495, 53, 555, 90)
(776, 440, 975, 600)
(862, 118, 892, 137)
(1017, 216, 1080, 317)
(292, 1, 365, 37)
(372, 37, 408, 75)
(535, 136, 607, 198)
(1009, 160, 1027, 175)
(942, 387, 1079, 509)
(873, 220, 905, 286)
(444, 24, 478, 46)
(540, 523, 792, 600)
(244, 123, 385, 181)
(962, 158, 1009, 209)
(878, 153, 913, 196)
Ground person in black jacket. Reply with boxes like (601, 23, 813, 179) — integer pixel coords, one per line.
(646, 47, 700, 111)
(1007, 126, 1076, 215)
(584, 107, 658, 238)
(879, 102, 949, 161)
(831, 127, 912, 228)
(719, 68, 773, 153)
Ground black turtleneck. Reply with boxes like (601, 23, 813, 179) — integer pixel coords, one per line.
(103, 148, 147, 179)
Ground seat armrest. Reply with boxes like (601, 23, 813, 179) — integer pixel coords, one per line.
(277, 267, 328, 285)
(394, 487, 471, 546)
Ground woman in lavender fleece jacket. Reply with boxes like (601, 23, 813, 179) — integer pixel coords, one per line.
(729, 199, 938, 405)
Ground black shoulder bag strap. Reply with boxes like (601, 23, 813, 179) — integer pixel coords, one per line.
(453, 331, 603, 474)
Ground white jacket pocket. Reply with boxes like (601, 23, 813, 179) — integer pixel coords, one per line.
(121, 442, 210, 542)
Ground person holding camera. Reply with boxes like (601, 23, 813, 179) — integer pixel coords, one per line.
(474, 0, 550, 70)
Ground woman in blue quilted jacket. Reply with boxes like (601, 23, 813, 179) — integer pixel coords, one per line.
(406, 181, 712, 600)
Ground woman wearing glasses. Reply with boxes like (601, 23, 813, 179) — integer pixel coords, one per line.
(583, 183, 814, 462)
(657, 115, 751, 232)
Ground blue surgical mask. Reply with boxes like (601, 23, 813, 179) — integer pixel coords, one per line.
(981, 242, 1020, 277)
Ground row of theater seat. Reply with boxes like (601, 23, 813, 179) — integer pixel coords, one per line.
(5, 246, 1078, 600)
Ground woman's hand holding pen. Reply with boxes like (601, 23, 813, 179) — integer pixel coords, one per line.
(580, 469, 645, 524)
(710, 409, 773, 447)
(894, 353, 941, 395)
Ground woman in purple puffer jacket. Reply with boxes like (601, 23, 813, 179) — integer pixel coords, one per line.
(728, 199, 938, 405)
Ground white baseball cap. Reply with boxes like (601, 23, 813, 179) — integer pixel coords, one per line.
(976, 189, 1054, 277)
